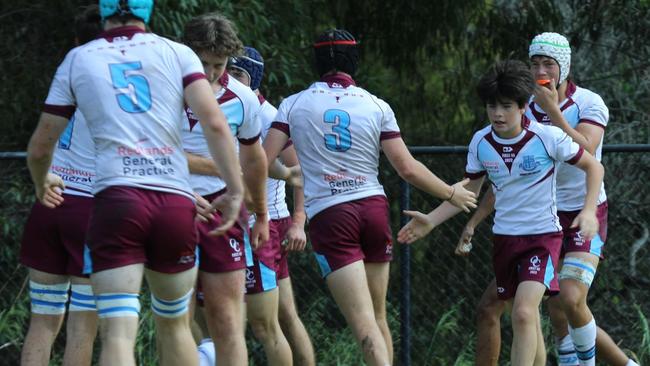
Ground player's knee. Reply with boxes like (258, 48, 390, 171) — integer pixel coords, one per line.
(510, 304, 537, 326)
(96, 292, 140, 319)
(29, 281, 70, 315)
(476, 298, 503, 325)
(69, 284, 97, 312)
(558, 288, 586, 315)
(250, 319, 275, 341)
(151, 288, 193, 319)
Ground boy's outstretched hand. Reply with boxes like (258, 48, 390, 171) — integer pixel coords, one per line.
(397, 210, 435, 244)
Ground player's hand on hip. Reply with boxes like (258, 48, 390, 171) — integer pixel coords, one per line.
(284, 223, 307, 251)
(571, 209, 599, 242)
(455, 225, 474, 257)
(193, 192, 214, 222)
(250, 214, 269, 250)
(448, 178, 477, 212)
(37, 173, 65, 208)
(397, 210, 435, 244)
(208, 191, 243, 236)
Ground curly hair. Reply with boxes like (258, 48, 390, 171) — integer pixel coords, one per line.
(182, 13, 243, 57)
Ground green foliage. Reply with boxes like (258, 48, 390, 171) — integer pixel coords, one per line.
(1, 0, 650, 364)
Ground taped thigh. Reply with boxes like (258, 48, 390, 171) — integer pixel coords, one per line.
(151, 288, 193, 318)
(29, 281, 70, 315)
(559, 257, 597, 287)
(96, 293, 140, 318)
(69, 284, 96, 312)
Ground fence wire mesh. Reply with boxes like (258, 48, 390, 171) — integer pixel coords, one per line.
(1, 147, 649, 365)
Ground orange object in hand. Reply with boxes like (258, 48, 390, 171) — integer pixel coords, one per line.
(537, 79, 551, 86)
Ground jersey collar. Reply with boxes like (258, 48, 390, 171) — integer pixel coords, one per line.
(99, 26, 146, 42)
(320, 73, 356, 88)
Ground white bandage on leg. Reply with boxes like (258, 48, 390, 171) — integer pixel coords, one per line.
(151, 288, 193, 318)
(29, 281, 70, 315)
(559, 257, 597, 287)
(69, 284, 96, 312)
(96, 293, 140, 319)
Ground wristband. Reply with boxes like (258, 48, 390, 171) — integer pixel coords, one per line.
(447, 186, 456, 201)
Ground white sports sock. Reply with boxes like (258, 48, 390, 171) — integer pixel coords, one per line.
(556, 334, 579, 366)
(626, 359, 639, 366)
(198, 338, 216, 366)
(569, 318, 597, 366)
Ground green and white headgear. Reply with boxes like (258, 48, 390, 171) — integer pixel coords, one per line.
(529, 32, 571, 85)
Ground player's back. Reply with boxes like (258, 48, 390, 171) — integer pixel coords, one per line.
(277, 75, 397, 217)
(50, 27, 205, 199)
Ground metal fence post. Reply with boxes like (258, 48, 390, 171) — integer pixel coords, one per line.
(399, 179, 411, 366)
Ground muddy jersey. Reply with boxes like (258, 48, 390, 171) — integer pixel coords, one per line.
(182, 73, 261, 196)
(271, 74, 401, 219)
(44, 26, 206, 200)
(258, 97, 290, 220)
(525, 81, 608, 211)
(50, 111, 95, 197)
(465, 122, 584, 235)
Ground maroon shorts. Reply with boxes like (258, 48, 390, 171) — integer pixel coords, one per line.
(197, 190, 251, 273)
(309, 195, 393, 278)
(245, 217, 292, 293)
(558, 201, 608, 259)
(274, 217, 293, 280)
(86, 186, 197, 274)
(492, 232, 563, 300)
(20, 194, 93, 276)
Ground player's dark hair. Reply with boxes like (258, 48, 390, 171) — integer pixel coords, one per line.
(313, 29, 359, 77)
(182, 13, 243, 57)
(477, 59, 535, 108)
(75, 5, 103, 45)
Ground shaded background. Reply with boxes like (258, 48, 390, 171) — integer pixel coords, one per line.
(1, 0, 649, 364)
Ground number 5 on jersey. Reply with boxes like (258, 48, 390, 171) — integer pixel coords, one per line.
(109, 62, 152, 113)
(324, 109, 352, 152)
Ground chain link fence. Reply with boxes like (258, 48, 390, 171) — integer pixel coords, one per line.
(1, 146, 649, 365)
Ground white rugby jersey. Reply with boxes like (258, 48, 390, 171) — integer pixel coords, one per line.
(272, 74, 401, 219)
(465, 122, 584, 235)
(526, 81, 608, 211)
(44, 26, 207, 200)
(259, 96, 290, 220)
(50, 111, 95, 197)
(182, 73, 261, 196)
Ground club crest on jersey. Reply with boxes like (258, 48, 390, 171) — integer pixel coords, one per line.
(519, 155, 540, 172)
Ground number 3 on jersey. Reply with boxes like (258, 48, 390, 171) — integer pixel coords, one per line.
(324, 109, 352, 152)
(109, 62, 152, 113)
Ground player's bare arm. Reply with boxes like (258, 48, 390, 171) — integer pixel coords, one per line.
(397, 177, 484, 244)
(534, 82, 604, 154)
(240, 141, 269, 248)
(455, 188, 495, 256)
(186, 151, 221, 176)
(570, 150, 605, 240)
(27, 112, 69, 208)
(185, 78, 244, 235)
(263, 127, 303, 187)
(281, 145, 307, 251)
(381, 136, 477, 211)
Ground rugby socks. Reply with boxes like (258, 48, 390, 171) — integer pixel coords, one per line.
(198, 338, 216, 366)
(568, 318, 597, 366)
(556, 334, 579, 366)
